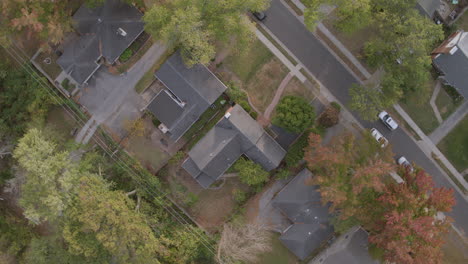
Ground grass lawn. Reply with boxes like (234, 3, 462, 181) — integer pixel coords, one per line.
(438, 116, 468, 172)
(116, 34, 153, 73)
(400, 80, 440, 134)
(243, 58, 289, 112)
(322, 12, 377, 73)
(283, 76, 315, 102)
(455, 10, 468, 31)
(257, 233, 298, 264)
(435, 86, 463, 120)
(442, 229, 468, 264)
(44, 106, 79, 144)
(224, 38, 274, 84)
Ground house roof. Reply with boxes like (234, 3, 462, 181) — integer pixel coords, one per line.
(182, 105, 286, 188)
(433, 31, 468, 98)
(148, 52, 227, 141)
(317, 228, 379, 264)
(57, 0, 144, 85)
(272, 169, 334, 260)
(416, 0, 440, 18)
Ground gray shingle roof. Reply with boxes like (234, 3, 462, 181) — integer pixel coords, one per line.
(416, 0, 440, 18)
(58, 0, 144, 85)
(319, 229, 379, 264)
(148, 52, 227, 141)
(182, 105, 286, 188)
(433, 32, 468, 98)
(273, 169, 334, 260)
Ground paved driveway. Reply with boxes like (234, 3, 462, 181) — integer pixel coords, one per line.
(78, 43, 167, 137)
(263, 0, 468, 233)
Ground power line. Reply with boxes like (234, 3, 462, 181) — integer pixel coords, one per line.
(2, 43, 217, 254)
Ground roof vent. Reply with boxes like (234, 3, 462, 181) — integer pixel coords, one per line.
(314, 216, 318, 219)
(117, 28, 127, 37)
(97, 18, 102, 23)
(308, 232, 312, 235)
(224, 112, 231, 119)
(449, 46, 458, 55)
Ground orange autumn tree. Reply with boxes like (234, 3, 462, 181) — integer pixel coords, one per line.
(304, 132, 394, 229)
(370, 169, 455, 264)
(305, 132, 456, 264)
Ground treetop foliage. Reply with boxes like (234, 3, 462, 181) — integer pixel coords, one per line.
(143, 0, 269, 66)
(273, 95, 315, 133)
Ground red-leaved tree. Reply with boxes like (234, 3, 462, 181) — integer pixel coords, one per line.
(369, 169, 455, 264)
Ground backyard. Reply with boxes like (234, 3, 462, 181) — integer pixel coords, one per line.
(34, 50, 63, 80)
(257, 233, 298, 264)
(437, 116, 468, 172)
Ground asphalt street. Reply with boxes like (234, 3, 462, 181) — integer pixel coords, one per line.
(263, 0, 468, 232)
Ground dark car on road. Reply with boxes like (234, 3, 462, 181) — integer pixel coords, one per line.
(253, 11, 267, 21)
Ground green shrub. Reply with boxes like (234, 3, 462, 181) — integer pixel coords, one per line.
(238, 100, 252, 113)
(249, 111, 258, 120)
(276, 169, 290, 179)
(331, 101, 341, 111)
(120, 48, 133, 62)
(273, 96, 315, 133)
(318, 105, 340, 128)
(285, 132, 309, 168)
(168, 151, 185, 165)
(226, 83, 247, 102)
(234, 158, 269, 186)
(233, 189, 247, 204)
(442, 84, 464, 104)
(184, 192, 199, 207)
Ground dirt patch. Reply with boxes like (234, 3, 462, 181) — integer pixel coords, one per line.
(164, 164, 250, 233)
(283, 76, 316, 102)
(243, 58, 289, 113)
(123, 115, 174, 173)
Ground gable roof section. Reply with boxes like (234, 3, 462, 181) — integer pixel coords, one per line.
(182, 105, 286, 188)
(416, 0, 440, 18)
(318, 228, 378, 264)
(57, 35, 101, 85)
(433, 31, 468, 98)
(149, 52, 227, 141)
(273, 169, 334, 260)
(58, 0, 144, 85)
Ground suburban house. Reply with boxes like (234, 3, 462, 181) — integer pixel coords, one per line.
(432, 30, 468, 98)
(182, 104, 286, 188)
(57, 0, 144, 86)
(311, 227, 379, 264)
(272, 169, 334, 260)
(147, 53, 227, 142)
(416, 0, 441, 19)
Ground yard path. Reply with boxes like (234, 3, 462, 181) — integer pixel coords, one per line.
(430, 81, 443, 124)
(429, 99, 468, 144)
(263, 73, 293, 121)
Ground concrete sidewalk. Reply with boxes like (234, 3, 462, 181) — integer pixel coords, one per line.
(430, 99, 468, 144)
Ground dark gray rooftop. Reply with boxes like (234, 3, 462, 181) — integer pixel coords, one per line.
(433, 33, 468, 98)
(182, 105, 286, 188)
(272, 169, 334, 260)
(148, 52, 227, 141)
(319, 229, 379, 264)
(416, 0, 440, 18)
(57, 0, 144, 85)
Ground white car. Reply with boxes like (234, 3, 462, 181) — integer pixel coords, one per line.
(378, 111, 398, 131)
(370, 128, 389, 148)
(397, 156, 414, 172)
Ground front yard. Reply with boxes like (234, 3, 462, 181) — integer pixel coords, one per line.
(34, 50, 63, 80)
(437, 116, 468, 172)
(436, 85, 464, 120)
(221, 39, 289, 113)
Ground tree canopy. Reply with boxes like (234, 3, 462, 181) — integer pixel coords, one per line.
(234, 158, 269, 186)
(273, 96, 315, 133)
(305, 132, 455, 264)
(143, 0, 269, 66)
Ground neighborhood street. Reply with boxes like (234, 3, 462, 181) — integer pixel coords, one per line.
(263, 0, 468, 233)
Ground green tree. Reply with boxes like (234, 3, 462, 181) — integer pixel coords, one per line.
(13, 128, 79, 224)
(234, 158, 269, 186)
(159, 228, 214, 264)
(348, 83, 384, 121)
(0, 61, 53, 137)
(62, 173, 165, 263)
(273, 96, 315, 133)
(143, 0, 269, 66)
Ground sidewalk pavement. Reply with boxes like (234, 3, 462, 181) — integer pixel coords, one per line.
(280, 0, 468, 194)
(429, 99, 468, 144)
(429, 80, 443, 124)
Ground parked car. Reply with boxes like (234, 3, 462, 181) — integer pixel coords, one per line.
(253, 11, 267, 21)
(397, 156, 414, 172)
(370, 128, 389, 148)
(378, 111, 398, 131)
